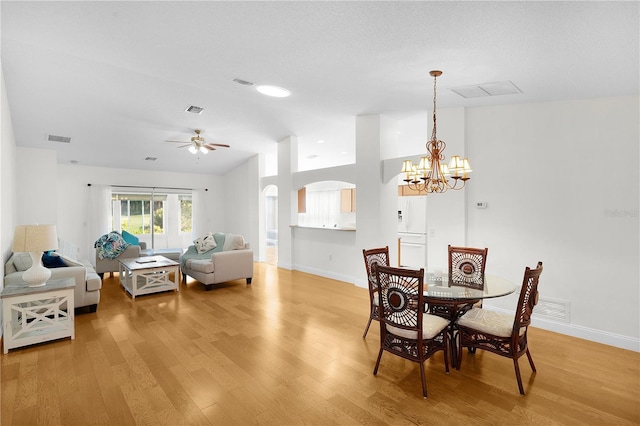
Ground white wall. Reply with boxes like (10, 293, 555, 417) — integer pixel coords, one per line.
(466, 96, 639, 348)
(1, 67, 18, 334)
(223, 154, 260, 258)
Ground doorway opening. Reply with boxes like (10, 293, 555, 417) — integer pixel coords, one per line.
(264, 185, 278, 265)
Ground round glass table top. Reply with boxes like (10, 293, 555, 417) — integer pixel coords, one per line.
(423, 272, 516, 301)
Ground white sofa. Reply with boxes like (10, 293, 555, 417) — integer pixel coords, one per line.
(180, 233, 253, 290)
(4, 253, 102, 312)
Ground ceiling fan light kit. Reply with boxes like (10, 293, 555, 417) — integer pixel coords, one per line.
(166, 129, 231, 155)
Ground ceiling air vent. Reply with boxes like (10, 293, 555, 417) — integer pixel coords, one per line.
(185, 105, 204, 114)
(145, 157, 157, 161)
(48, 134, 71, 143)
(534, 297, 570, 323)
(450, 80, 522, 98)
(233, 78, 254, 86)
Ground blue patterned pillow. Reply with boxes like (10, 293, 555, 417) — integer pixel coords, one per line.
(94, 231, 131, 260)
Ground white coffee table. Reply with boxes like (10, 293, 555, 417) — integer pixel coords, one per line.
(118, 255, 180, 299)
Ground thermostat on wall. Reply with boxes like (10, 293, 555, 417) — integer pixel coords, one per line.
(476, 201, 488, 209)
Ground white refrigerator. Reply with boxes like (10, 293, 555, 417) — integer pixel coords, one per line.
(397, 196, 427, 268)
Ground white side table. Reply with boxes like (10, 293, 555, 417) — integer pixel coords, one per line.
(1, 278, 75, 354)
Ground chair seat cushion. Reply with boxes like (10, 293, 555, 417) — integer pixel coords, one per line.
(386, 313, 449, 340)
(187, 259, 215, 273)
(457, 308, 524, 337)
(372, 291, 379, 306)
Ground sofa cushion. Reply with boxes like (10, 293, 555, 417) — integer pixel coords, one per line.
(12, 252, 33, 271)
(223, 233, 245, 251)
(188, 259, 215, 273)
(194, 232, 217, 254)
(121, 230, 140, 246)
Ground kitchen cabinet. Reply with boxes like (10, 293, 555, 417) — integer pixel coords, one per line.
(297, 187, 306, 213)
(398, 185, 423, 196)
(340, 188, 356, 212)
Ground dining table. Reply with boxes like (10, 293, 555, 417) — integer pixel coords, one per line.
(422, 271, 517, 367)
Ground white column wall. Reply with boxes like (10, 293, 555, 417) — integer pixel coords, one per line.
(277, 135, 298, 270)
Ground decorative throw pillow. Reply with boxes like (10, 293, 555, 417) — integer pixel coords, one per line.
(56, 238, 79, 260)
(12, 252, 33, 271)
(121, 230, 140, 246)
(94, 231, 131, 260)
(42, 252, 67, 268)
(194, 232, 217, 254)
(221, 233, 245, 251)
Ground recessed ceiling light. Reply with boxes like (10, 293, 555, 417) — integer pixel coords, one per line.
(256, 85, 291, 98)
(317, 140, 325, 144)
(341, 152, 348, 155)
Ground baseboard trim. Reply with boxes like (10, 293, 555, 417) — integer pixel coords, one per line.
(489, 306, 639, 352)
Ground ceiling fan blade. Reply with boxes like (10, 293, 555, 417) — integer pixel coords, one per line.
(177, 144, 191, 148)
(204, 145, 217, 151)
(207, 143, 230, 148)
(165, 140, 189, 143)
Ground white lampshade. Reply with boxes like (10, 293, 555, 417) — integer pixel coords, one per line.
(12, 224, 58, 287)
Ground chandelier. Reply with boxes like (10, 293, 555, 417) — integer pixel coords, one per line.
(401, 70, 472, 193)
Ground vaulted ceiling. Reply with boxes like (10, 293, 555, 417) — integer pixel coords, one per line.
(2, 1, 638, 175)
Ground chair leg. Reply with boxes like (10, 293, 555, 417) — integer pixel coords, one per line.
(362, 317, 373, 338)
(373, 348, 384, 375)
(443, 333, 450, 374)
(513, 358, 525, 395)
(419, 362, 428, 398)
(526, 348, 536, 372)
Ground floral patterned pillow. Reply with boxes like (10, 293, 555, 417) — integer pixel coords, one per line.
(94, 231, 130, 260)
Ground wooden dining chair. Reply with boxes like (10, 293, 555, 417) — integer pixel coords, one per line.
(372, 264, 449, 398)
(428, 245, 489, 320)
(448, 245, 489, 289)
(361, 246, 390, 338)
(456, 261, 543, 395)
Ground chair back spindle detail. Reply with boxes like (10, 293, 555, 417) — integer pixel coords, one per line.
(448, 245, 488, 289)
(361, 246, 390, 338)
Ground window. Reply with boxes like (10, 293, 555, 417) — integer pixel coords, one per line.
(112, 193, 166, 235)
(111, 189, 194, 249)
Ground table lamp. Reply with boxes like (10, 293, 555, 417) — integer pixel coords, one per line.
(12, 224, 59, 287)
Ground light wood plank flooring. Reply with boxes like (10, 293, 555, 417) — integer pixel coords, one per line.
(2, 263, 639, 425)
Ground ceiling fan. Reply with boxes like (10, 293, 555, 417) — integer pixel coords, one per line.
(165, 129, 230, 154)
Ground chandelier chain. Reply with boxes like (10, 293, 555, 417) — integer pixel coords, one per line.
(432, 73, 438, 142)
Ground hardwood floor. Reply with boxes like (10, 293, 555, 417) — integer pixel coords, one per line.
(2, 262, 639, 425)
